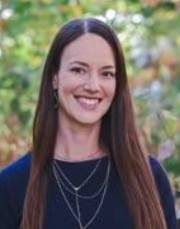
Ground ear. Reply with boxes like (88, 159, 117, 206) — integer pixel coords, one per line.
(52, 75, 58, 89)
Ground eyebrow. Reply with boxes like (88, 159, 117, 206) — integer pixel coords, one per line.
(69, 61, 115, 70)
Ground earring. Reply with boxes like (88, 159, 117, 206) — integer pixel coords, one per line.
(53, 89, 59, 109)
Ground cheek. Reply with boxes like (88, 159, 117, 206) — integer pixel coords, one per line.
(58, 71, 82, 92)
(58, 84, 73, 100)
(106, 82, 116, 101)
(58, 76, 76, 95)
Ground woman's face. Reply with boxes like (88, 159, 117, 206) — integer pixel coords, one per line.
(53, 33, 116, 126)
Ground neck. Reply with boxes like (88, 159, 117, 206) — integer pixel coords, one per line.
(54, 120, 105, 162)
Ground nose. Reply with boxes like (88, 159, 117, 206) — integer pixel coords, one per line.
(83, 73, 100, 92)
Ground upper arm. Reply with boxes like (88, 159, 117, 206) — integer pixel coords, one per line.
(0, 154, 30, 229)
(149, 156, 177, 229)
(0, 171, 20, 229)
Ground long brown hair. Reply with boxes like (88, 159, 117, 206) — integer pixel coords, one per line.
(21, 18, 167, 229)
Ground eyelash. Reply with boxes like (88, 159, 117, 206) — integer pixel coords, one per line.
(70, 67, 86, 74)
(70, 67, 115, 78)
(102, 71, 115, 78)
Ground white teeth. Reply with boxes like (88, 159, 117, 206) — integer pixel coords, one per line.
(77, 97, 99, 105)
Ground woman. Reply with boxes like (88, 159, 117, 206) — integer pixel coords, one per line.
(0, 18, 177, 229)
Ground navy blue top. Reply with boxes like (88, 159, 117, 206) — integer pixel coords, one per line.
(0, 153, 177, 229)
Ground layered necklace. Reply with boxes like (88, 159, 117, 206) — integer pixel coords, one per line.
(52, 155, 111, 229)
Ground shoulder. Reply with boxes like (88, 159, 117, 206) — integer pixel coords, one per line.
(148, 155, 174, 201)
(148, 155, 177, 228)
(0, 152, 31, 184)
(148, 155, 172, 191)
(0, 152, 32, 227)
(0, 152, 32, 202)
(148, 155, 167, 177)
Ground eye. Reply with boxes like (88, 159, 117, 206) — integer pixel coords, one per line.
(70, 67, 86, 75)
(102, 71, 115, 78)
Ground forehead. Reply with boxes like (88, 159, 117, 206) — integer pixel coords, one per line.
(60, 33, 115, 66)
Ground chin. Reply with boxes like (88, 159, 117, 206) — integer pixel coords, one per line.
(73, 115, 102, 126)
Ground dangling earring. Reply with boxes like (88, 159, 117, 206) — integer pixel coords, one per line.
(53, 89, 59, 109)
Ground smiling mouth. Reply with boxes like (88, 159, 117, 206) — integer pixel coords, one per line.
(74, 96, 102, 109)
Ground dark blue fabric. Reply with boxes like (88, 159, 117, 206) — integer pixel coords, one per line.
(0, 153, 177, 229)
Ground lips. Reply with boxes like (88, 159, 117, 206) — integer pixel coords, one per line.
(74, 96, 102, 110)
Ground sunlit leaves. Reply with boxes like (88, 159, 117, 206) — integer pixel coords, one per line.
(0, 0, 179, 170)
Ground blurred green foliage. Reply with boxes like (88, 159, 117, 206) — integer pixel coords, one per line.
(0, 0, 179, 176)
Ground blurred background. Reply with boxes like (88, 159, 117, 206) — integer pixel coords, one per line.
(0, 0, 180, 222)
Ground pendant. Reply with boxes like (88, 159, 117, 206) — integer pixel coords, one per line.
(74, 186, 80, 191)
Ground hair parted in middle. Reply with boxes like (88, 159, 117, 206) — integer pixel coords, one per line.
(21, 17, 167, 229)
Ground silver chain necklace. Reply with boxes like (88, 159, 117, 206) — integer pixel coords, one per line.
(53, 158, 105, 199)
(54, 157, 102, 192)
(52, 158, 111, 229)
(53, 161, 107, 199)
